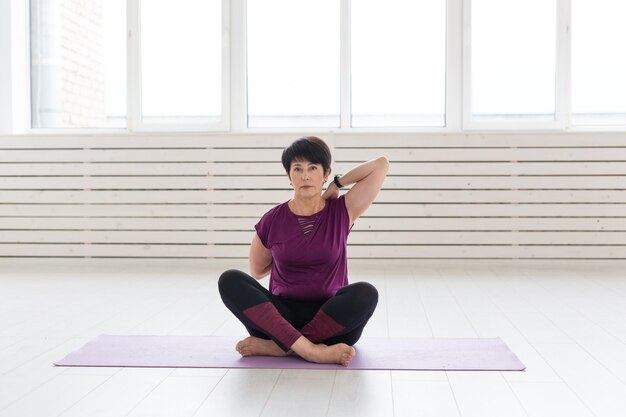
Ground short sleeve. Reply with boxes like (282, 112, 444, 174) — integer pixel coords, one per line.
(337, 195, 351, 233)
(254, 207, 275, 248)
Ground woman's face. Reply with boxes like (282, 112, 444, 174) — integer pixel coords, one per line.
(288, 159, 328, 197)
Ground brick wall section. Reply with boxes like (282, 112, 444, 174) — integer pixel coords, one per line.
(60, 0, 105, 127)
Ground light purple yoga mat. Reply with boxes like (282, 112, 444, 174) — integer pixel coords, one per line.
(55, 335, 525, 371)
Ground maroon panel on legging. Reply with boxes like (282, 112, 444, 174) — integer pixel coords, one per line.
(300, 309, 345, 344)
(242, 301, 302, 350)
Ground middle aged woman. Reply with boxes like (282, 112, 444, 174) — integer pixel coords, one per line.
(218, 136, 389, 366)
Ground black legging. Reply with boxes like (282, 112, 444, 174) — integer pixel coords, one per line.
(218, 269, 378, 352)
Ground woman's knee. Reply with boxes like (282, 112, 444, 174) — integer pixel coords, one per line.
(218, 269, 249, 295)
(344, 281, 379, 312)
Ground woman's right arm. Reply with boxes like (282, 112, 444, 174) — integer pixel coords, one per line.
(249, 232, 273, 279)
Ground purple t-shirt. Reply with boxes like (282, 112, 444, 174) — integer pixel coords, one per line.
(254, 195, 351, 301)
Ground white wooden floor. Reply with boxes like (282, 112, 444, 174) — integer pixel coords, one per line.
(1, 259, 626, 417)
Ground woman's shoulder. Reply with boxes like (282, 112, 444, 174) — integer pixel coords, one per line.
(255, 200, 291, 239)
(326, 195, 350, 224)
(327, 194, 347, 211)
(259, 200, 290, 222)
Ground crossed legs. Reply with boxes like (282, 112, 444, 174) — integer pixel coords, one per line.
(217, 269, 378, 366)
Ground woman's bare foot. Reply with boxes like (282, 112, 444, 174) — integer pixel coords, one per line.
(291, 337, 356, 367)
(235, 336, 290, 357)
(311, 343, 356, 367)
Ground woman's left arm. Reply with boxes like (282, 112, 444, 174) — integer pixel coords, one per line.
(327, 156, 389, 224)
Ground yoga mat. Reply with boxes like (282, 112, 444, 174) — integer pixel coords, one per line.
(55, 335, 525, 371)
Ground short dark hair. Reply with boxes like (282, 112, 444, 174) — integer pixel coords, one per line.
(281, 136, 332, 174)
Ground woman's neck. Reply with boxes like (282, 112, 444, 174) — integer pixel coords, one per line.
(288, 196, 326, 216)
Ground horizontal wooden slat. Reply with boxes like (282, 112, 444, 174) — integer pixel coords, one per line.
(206, 161, 626, 176)
(0, 204, 273, 217)
(353, 217, 626, 231)
(207, 147, 626, 163)
(1, 202, 625, 218)
(382, 176, 626, 189)
(207, 162, 284, 176)
(0, 162, 207, 176)
(348, 231, 626, 245)
(345, 245, 626, 259)
(0, 216, 624, 232)
(0, 149, 210, 163)
(211, 175, 626, 190)
(0, 135, 208, 148)
(333, 133, 626, 148)
(0, 231, 208, 243)
(0, 217, 213, 230)
(4, 161, 624, 178)
(0, 243, 212, 257)
(361, 203, 626, 217)
(352, 162, 626, 176)
(205, 148, 284, 162)
(2, 189, 608, 204)
(8, 189, 611, 204)
(0, 177, 209, 190)
(1, 190, 212, 204)
(1, 175, 623, 190)
(335, 148, 626, 162)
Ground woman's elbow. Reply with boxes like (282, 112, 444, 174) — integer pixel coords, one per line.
(378, 156, 390, 172)
(248, 263, 263, 279)
(248, 260, 271, 280)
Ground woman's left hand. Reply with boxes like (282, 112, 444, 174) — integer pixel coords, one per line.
(322, 183, 340, 200)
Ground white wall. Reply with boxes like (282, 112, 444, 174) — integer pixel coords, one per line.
(1, 132, 625, 259)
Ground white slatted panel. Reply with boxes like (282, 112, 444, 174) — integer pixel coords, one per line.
(0, 135, 210, 258)
(335, 133, 626, 259)
(1, 133, 625, 259)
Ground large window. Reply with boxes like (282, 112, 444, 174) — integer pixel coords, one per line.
(22, 0, 626, 132)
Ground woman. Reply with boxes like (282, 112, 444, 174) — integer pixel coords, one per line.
(218, 136, 388, 366)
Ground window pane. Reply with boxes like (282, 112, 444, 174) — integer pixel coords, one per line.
(140, 0, 221, 124)
(471, 0, 556, 119)
(572, 0, 626, 125)
(351, 0, 446, 127)
(30, 0, 126, 128)
(247, 0, 340, 127)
